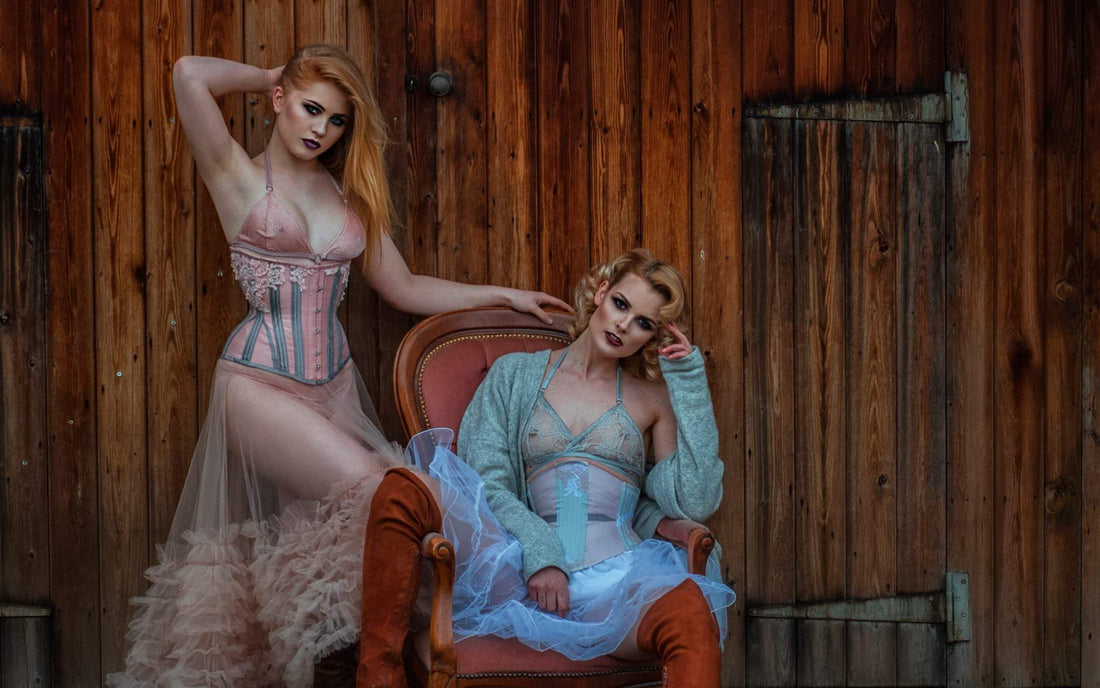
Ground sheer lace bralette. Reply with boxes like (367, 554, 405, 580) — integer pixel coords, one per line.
(522, 348, 647, 483)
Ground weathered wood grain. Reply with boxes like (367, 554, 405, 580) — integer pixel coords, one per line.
(793, 119, 847, 685)
(743, 116, 796, 687)
(41, 0, 100, 682)
(895, 121, 947, 686)
(0, 126, 50, 603)
(895, 0, 946, 93)
(536, 0, 590, 300)
(1082, 1, 1100, 683)
(588, 0, 641, 262)
(295, 0, 346, 46)
(435, 0, 488, 284)
(640, 0, 690, 272)
(1042, 2, 1084, 684)
(405, 0, 439, 282)
(742, 0, 793, 102)
(92, 0, 148, 671)
(486, 0, 538, 289)
(944, 0, 996, 684)
(194, 0, 247, 415)
(244, 0, 294, 156)
(844, 121, 898, 686)
(844, 0, 897, 96)
(992, 0, 1045, 683)
(690, 0, 744, 682)
(793, 0, 844, 99)
(143, 0, 196, 553)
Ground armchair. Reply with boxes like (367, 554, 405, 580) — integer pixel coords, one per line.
(391, 307, 716, 688)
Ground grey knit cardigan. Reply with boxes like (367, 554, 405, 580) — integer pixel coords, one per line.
(456, 346, 724, 582)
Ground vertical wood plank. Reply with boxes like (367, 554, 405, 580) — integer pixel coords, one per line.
(0, 126, 50, 602)
(845, 121, 898, 687)
(536, 0, 590, 300)
(1042, 3, 1084, 685)
(895, 121, 947, 687)
(588, 0, 641, 261)
(435, 0, 488, 283)
(793, 119, 847, 687)
(843, 0, 897, 96)
(92, 0, 148, 671)
(486, 0, 538, 289)
(992, 0, 1045, 683)
(894, 0, 945, 93)
(945, 0, 996, 683)
(244, 0, 294, 156)
(640, 0, 690, 272)
(405, 0, 438, 280)
(143, 0, 196, 551)
(42, 0, 101, 681)
(0, 0, 41, 108)
(743, 116, 796, 687)
(742, 0, 793, 102)
(347, 0, 404, 438)
(295, 0, 347, 46)
(793, 0, 844, 99)
(194, 0, 246, 415)
(1081, 1, 1100, 682)
(690, 0, 744, 682)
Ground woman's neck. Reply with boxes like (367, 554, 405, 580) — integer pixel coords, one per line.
(564, 330, 619, 381)
(265, 135, 321, 177)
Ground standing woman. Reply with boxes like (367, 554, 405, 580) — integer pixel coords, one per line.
(107, 44, 568, 687)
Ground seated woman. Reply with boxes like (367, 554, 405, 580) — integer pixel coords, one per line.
(357, 249, 735, 687)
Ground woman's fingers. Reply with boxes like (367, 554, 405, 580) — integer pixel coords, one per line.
(540, 292, 573, 313)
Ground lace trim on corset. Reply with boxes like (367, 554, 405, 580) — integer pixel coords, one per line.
(522, 398, 646, 479)
(230, 252, 286, 313)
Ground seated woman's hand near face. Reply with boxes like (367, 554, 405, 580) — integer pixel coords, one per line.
(527, 566, 570, 617)
(657, 322, 692, 361)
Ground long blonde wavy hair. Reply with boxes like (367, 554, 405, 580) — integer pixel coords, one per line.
(278, 43, 394, 263)
(569, 249, 688, 380)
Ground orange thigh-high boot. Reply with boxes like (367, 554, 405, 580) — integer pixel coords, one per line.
(356, 467, 441, 688)
(636, 580, 721, 687)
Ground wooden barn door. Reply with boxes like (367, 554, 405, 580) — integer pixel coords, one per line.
(742, 91, 965, 686)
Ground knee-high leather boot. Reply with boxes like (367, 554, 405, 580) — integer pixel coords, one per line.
(356, 467, 441, 688)
(636, 580, 721, 687)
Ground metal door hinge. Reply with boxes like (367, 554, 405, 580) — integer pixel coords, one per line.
(945, 71, 970, 143)
(747, 570, 971, 643)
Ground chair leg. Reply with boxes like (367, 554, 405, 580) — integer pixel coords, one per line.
(357, 468, 442, 688)
(636, 580, 721, 688)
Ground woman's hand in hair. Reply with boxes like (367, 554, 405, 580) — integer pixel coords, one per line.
(527, 566, 570, 616)
(264, 66, 284, 95)
(657, 323, 692, 360)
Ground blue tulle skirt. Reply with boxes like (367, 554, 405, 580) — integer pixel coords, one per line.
(406, 429, 736, 661)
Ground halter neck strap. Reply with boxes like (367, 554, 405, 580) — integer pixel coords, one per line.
(263, 148, 273, 191)
(541, 345, 623, 403)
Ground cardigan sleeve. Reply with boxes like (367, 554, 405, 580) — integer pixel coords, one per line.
(458, 354, 569, 582)
(643, 347, 724, 523)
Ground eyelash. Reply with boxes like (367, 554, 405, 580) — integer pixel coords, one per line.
(611, 296, 653, 331)
(303, 103, 346, 127)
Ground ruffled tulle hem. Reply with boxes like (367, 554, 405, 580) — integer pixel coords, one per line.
(106, 474, 378, 688)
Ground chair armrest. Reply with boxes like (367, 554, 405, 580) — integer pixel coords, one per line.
(655, 517, 715, 576)
(421, 532, 457, 679)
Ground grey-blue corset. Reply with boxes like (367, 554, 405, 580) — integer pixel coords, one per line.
(521, 352, 647, 572)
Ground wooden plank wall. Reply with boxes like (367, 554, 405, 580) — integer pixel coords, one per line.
(0, 0, 1096, 685)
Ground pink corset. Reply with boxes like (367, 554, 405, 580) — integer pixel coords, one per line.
(221, 151, 366, 385)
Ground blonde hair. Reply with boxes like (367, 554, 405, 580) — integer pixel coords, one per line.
(278, 43, 394, 263)
(569, 249, 688, 380)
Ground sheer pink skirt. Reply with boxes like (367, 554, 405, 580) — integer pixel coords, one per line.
(107, 358, 403, 687)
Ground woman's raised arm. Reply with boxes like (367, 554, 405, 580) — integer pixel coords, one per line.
(172, 56, 278, 183)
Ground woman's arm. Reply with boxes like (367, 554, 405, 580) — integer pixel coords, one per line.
(362, 231, 570, 323)
(172, 56, 278, 182)
(457, 354, 569, 582)
(644, 325, 724, 523)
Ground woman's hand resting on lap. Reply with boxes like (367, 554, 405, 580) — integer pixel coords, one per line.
(528, 567, 570, 616)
